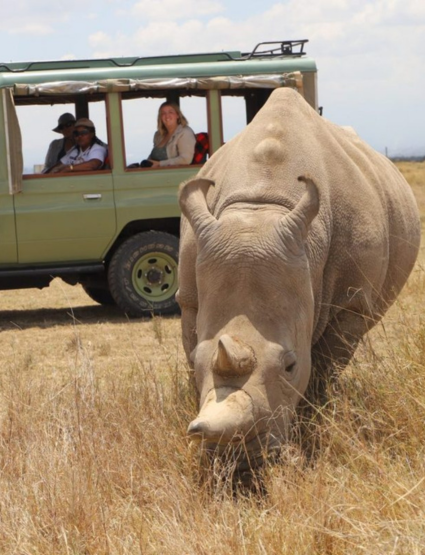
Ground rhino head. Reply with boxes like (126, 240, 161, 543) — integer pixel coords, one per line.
(179, 176, 320, 470)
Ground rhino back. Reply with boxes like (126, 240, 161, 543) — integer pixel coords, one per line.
(196, 87, 420, 341)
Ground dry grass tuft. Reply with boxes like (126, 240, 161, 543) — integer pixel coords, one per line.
(0, 161, 424, 553)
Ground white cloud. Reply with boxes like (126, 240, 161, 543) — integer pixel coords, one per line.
(89, 31, 110, 49)
(90, 20, 217, 58)
(87, 0, 424, 67)
(0, 1, 89, 35)
(352, 0, 425, 25)
(131, 0, 224, 20)
(9, 23, 54, 36)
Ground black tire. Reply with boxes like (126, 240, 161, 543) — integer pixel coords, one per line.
(82, 284, 116, 306)
(108, 231, 180, 317)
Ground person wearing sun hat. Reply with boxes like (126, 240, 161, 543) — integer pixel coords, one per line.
(49, 117, 107, 173)
(42, 112, 76, 173)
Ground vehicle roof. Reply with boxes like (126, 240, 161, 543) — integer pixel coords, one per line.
(0, 44, 317, 89)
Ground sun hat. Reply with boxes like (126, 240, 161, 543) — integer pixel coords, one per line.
(53, 112, 76, 133)
(74, 118, 95, 130)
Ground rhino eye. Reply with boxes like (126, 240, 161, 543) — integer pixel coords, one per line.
(283, 351, 297, 374)
(286, 361, 296, 373)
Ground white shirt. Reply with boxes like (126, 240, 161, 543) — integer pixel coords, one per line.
(61, 143, 107, 166)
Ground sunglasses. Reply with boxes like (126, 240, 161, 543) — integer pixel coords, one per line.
(73, 129, 91, 137)
(59, 122, 75, 130)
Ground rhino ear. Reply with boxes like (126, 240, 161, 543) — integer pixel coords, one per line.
(279, 175, 320, 247)
(179, 178, 217, 238)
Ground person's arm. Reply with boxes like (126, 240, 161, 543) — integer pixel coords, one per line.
(159, 127, 196, 167)
(49, 147, 75, 173)
(50, 144, 106, 173)
(51, 159, 103, 173)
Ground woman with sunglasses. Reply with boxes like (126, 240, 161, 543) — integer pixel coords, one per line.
(49, 118, 107, 174)
(42, 113, 76, 173)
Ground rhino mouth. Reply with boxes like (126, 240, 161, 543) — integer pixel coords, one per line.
(198, 429, 283, 472)
(188, 386, 288, 472)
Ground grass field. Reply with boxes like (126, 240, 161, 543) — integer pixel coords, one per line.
(0, 162, 424, 554)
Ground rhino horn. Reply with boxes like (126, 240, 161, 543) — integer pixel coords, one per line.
(278, 175, 320, 251)
(212, 334, 256, 378)
(179, 178, 217, 238)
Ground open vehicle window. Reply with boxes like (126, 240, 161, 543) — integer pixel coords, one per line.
(180, 96, 208, 139)
(220, 89, 274, 144)
(122, 96, 163, 166)
(121, 91, 209, 168)
(15, 95, 108, 175)
(221, 96, 247, 143)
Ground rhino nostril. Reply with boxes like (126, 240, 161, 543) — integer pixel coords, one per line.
(187, 420, 210, 437)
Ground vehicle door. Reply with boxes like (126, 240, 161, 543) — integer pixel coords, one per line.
(10, 89, 116, 265)
(14, 171, 116, 264)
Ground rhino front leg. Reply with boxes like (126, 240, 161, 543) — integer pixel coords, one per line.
(177, 219, 199, 367)
(180, 305, 198, 368)
(308, 310, 373, 404)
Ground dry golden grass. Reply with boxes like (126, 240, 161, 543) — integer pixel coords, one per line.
(0, 161, 424, 554)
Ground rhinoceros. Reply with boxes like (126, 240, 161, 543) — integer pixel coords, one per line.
(177, 87, 420, 469)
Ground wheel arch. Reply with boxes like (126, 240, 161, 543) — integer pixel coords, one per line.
(104, 217, 181, 264)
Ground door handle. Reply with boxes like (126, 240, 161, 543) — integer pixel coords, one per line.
(83, 194, 102, 200)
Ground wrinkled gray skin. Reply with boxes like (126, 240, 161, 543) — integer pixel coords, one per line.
(177, 88, 420, 468)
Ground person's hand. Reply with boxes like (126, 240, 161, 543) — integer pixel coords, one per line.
(148, 159, 160, 168)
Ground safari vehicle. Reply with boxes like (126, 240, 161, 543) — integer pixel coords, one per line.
(0, 40, 318, 316)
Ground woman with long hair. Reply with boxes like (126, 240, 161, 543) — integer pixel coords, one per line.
(147, 102, 196, 167)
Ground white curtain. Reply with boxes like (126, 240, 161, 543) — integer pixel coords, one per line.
(2, 88, 23, 194)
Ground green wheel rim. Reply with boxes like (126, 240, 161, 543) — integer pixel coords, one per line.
(131, 251, 178, 304)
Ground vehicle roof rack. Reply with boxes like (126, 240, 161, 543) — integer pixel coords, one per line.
(0, 40, 309, 74)
(0, 52, 240, 73)
(239, 40, 308, 60)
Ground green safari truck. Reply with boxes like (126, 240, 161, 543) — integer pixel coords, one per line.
(0, 40, 318, 316)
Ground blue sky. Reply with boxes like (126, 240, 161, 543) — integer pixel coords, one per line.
(1, 0, 425, 157)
